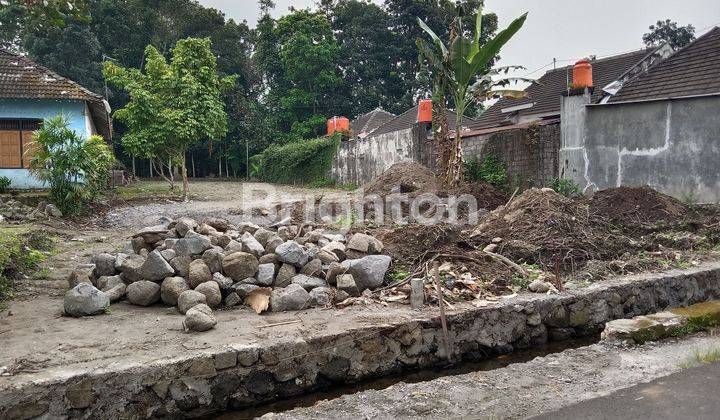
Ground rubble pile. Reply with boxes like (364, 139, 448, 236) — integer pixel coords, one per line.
(590, 186, 688, 226)
(0, 198, 62, 222)
(63, 217, 391, 331)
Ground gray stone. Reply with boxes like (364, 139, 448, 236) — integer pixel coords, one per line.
(275, 241, 309, 267)
(528, 279, 552, 293)
(161, 277, 189, 306)
(195, 281, 222, 308)
(173, 231, 212, 257)
(216, 234, 233, 248)
(64, 283, 109, 317)
(265, 236, 284, 254)
(368, 237, 384, 254)
(177, 290, 207, 314)
(203, 217, 229, 232)
(126, 280, 161, 306)
(67, 267, 94, 288)
(337, 274, 360, 297)
(140, 250, 175, 282)
(410, 278, 425, 309)
(316, 249, 339, 264)
(253, 228, 274, 247)
(306, 229, 325, 243)
(274, 263, 296, 287)
(197, 223, 219, 236)
(188, 260, 213, 289)
(225, 292, 242, 307)
(345, 249, 367, 260)
(118, 254, 145, 283)
(170, 256, 192, 278)
(326, 262, 346, 285)
(93, 253, 117, 277)
(224, 239, 244, 254)
(212, 272, 234, 291)
(160, 249, 177, 262)
(97, 275, 123, 291)
(214, 350, 237, 370)
(113, 253, 128, 271)
(233, 283, 260, 298)
(202, 247, 224, 273)
(270, 283, 310, 312)
(300, 258, 323, 277)
(241, 232, 265, 257)
(309, 287, 332, 307)
(340, 255, 391, 291)
(184, 304, 217, 332)
(257, 263, 276, 287)
(175, 217, 198, 237)
(45, 203, 63, 217)
(322, 241, 346, 260)
(131, 236, 151, 254)
(105, 283, 126, 303)
(347, 233, 371, 253)
(238, 221, 260, 234)
(291, 274, 327, 291)
(222, 252, 259, 281)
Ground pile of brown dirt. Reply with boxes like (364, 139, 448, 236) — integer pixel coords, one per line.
(590, 186, 688, 226)
(364, 162, 439, 196)
(450, 182, 509, 211)
(371, 223, 463, 267)
(468, 188, 634, 272)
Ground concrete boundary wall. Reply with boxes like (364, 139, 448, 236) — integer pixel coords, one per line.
(560, 94, 720, 202)
(3, 263, 720, 419)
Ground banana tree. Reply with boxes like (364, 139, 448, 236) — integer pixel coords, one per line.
(418, 5, 529, 187)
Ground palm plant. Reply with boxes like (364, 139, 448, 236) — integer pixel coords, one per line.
(418, 4, 529, 187)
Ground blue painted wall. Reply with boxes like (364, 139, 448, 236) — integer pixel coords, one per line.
(0, 98, 90, 189)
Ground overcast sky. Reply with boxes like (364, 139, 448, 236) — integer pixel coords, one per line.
(200, 0, 720, 81)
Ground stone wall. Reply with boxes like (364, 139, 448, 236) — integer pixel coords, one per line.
(3, 263, 720, 419)
(560, 93, 720, 202)
(462, 122, 561, 188)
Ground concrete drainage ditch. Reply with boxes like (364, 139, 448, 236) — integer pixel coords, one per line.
(2, 262, 720, 419)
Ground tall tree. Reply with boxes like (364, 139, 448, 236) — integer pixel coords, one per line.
(104, 38, 236, 198)
(418, 4, 527, 186)
(643, 19, 696, 50)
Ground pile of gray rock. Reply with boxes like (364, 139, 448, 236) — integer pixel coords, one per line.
(63, 216, 391, 332)
(0, 198, 62, 221)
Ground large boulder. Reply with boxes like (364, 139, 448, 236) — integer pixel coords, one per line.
(265, 236, 284, 254)
(300, 258, 322, 277)
(67, 267, 94, 289)
(93, 253, 117, 277)
(104, 283, 126, 303)
(173, 231, 212, 257)
(188, 260, 213, 289)
(270, 283, 310, 312)
(274, 263, 296, 287)
(212, 272, 234, 291)
(240, 232, 265, 257)
(202, 217, 229, 232)
(309, 287, 333, 307)
(118, 254, 145, 283)
(184, 304, 217, 332)
(253, 228, 274, 247)
(222, 252, 259, 281)
(202, 247, 224, 274)
(256, 263, 276, 287)
(233, 283, 260, 298)
(170, 256, 192, 278)
(275, 241, 309, 267)
(161, 277, 190, 306)
(195, 281, 222, 308)
(291, 274, 327, 291)
(126, 280, 161, 306)
(175, 217, 198, 237)
(177, 290, 207, 314)
(140, 250, 175, 282)
(321, 241, 346, 261)
(340, 255, 391, 291)
(336, 274, 360, 297)
(64, 283, 110, 317)
(97, 275, 123, 291)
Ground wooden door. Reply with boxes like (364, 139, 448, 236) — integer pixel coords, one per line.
(21, 131, 39, 169)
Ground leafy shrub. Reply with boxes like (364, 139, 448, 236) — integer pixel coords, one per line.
(0, 229, 51, 307)
(28, 116, 115, 215)
(549, 178, 581, 198)
(0, 176, 10, 193)
(464, 154, 508, 190)
(254, 135, 340, 184)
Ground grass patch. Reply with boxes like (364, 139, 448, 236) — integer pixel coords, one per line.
(306, 178, 358, 190)
(0, 228, 53, 309)
(680, 348, 720, 369)
(114, 182, 185, 200)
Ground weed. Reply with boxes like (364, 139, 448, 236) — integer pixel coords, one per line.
(465, 154, 508, 190)
(387, 270, 410, 283)
(549, 178, 581, 198)
(510, 274, 530, 289)
(0, 176, 11, 193)
(680, 348, 720, 369)
(0, 229, 54, 306)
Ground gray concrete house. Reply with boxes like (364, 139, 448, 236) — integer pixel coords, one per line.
(561, 27, 720, 202)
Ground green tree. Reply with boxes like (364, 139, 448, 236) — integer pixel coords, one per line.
(0, 0, 89, 50)
(28, 115, 115, 215)
(418, 4, 527, 186)
(104, 38, 235, 199)
(643, 19, 696, 50)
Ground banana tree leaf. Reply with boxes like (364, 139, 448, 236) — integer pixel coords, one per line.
(417, 39, 443, 70)
(469, 6, 484, 59)
(488, 89, 528, 99)
(469, 13, 528, 79)
(450, 36, 474, 87)
(418, 17, 448, 56)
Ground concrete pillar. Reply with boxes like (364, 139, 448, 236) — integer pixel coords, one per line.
(559, 89, 593, 193)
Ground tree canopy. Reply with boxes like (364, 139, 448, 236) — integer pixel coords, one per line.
(643, 19, 696, 50)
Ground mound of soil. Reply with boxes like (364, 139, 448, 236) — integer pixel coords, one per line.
(451, 182, 509, 211)
(371, 223, 463, 267)
(469, 188, 634, 272)
(590, 186, 688, 226)
(364, 162, 438, 196)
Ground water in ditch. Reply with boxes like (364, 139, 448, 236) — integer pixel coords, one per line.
(210, 334, 599, 419)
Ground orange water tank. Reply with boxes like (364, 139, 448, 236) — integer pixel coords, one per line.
(327, 116, 350, 136)
(417, 99, 433, 123)
(572, 59, 593, 88)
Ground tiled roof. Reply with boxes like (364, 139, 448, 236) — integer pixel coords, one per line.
(351, 108, 396, 137)
(610, 27, 720, 103)
(470, 48, 656, 130)
(0, 49, 103, 102)
(370, 105, 472, 137)
(0, 49, 111, 141)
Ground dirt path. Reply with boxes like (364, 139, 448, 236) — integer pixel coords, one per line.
(263, 333, 720, 420)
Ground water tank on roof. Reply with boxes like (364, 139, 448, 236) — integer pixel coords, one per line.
(327, 116, 350, 136)
(572, 59, 593, 89)
(417, 99, 433, 123)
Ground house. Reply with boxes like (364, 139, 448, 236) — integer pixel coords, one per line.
(351, 108, 396, 139)
(0, 49, 112, 189)
(458, 47, 674, 188)
(560, 27, 720, 202)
